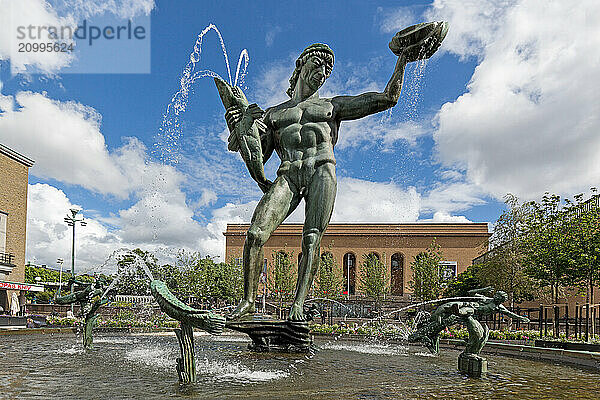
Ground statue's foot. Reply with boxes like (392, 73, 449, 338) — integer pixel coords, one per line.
(287, 303, 306, 322)
(228, 300, 255, 321)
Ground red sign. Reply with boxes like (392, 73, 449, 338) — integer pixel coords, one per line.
(0, 281, 44, 292)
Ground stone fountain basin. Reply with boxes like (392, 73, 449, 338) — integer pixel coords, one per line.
(1, 332, 598, 399)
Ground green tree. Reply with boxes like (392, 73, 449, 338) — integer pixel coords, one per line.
(444, 264, 483, 298)
(522, 194, 572, 303)
(114, 249, 158, 295)
(563, 190, 600, 305)
(476, 194, 537, 307)
(267, 249, 296, 316)
(315, 251, 343, 299)
(359, 253, 389, 306)
(409, 240, 443, 302)
(212, 260, 244, 303)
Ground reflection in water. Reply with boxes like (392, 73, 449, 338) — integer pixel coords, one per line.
(1, 333, 598, 399)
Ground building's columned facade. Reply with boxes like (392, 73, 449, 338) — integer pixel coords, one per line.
(224, 223, 490, 298)
(0, 144, 37, 313)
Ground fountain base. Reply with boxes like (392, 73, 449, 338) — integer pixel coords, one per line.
(458, 353, 487, 378)
(225, 315, 312, 353)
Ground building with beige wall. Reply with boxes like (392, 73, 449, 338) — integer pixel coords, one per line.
(224, 223, 490, 299)
(0, 144, 38, 314)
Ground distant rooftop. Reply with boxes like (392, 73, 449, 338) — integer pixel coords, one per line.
(225, 223, 491, 237)
(0, 143, 35, 167)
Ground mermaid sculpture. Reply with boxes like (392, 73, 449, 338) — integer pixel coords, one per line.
(409, 287, 530, 376)
(55, 276, 110, 349)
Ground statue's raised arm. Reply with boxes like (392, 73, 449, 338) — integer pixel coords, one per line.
(331, 21, 448, 122)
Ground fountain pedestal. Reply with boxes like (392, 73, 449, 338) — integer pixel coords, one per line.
(225, 315, 312, 352)
(458, 353, 487, 377)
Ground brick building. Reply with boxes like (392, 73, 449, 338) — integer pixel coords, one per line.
(224, 223, 490, 298)
(0, 144, 40, 314)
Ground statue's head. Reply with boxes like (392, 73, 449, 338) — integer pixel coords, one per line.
(287, 43, 334, 97)
(493, 291, 508, 304)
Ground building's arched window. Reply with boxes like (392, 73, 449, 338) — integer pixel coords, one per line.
(298, 252, 303, 267)
(390, 252, 404, 296)
(342, 252, 356, 295)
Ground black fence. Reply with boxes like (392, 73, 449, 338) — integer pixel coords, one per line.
(476, 303, 600, 341)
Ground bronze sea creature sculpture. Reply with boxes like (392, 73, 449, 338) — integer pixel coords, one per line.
(55, 276, 110, 349)
(150, 280, 226, 383)
(408, 287, 530, 377)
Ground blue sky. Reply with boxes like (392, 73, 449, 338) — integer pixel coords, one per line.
(1, 0, 598, 272)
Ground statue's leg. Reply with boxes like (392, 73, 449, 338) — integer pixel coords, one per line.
(464, 316, 485, 356)
(473, 323, 490, 355)
(83, 315, 97, 349)
(230, 176, 300, 320)
(289, 163, 337, 321)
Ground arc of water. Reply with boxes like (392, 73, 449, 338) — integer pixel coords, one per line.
(364, 296, 486, 327)
(155, 23, 250, 167)
(96, 248, 155, 299)
(234, 49, 249, 87)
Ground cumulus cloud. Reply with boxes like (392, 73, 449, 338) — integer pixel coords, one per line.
(421, 180, 487, 215)
(332, 177, 421, 223)
(424, 211, 472, 223)
(0, 90, 132, 197)
(427, 0, 600, 200)
(376, 5, 420, 34)
(26, 183, 122, 272)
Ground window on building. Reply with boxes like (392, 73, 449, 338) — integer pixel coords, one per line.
(0, 212, 6, 254)
(234, 257, 242, 267)
(390, 252, 404, 296)
(298, 252, 303, 267)
(342, 252, 356, 295)
(439, 261, 458, 283)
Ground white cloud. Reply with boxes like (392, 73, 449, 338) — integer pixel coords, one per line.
(376, 6, 419, 34)
(425, 0, 518, 59)
(54, 0, 155, 19)
(425, 211, 472, 223)
(26, 183, 121, 272)
(265, 26, 282, 47)
(332, 177, 421, 223)
(251, 58, 293, 107)
(337, 117, 426, 150)
(421, 181, 487, 214)
(0, 90, 131, 197)
(428, 0, 600, 200)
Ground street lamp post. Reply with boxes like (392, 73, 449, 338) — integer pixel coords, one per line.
(56, 258, 64, 297)
(64, 208, 86, 313)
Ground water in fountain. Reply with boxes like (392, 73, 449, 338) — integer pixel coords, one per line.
(96, 248, 156, 299)
(154, 23, 250, 166)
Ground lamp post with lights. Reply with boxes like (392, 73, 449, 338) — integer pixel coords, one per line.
(64, 208, 86, 312)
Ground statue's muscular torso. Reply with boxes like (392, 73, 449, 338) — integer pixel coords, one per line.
(265, 96, 338, 189)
